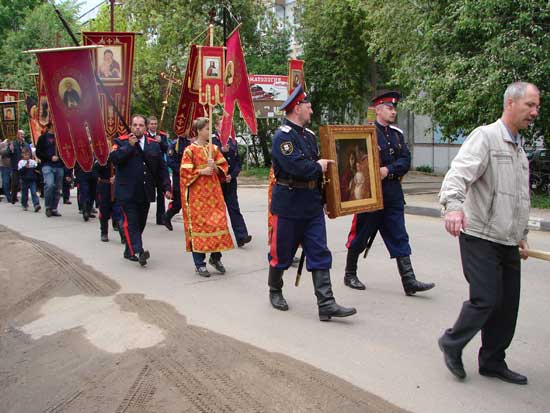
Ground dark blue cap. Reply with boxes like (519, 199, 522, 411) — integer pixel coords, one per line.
(280, 83, 309, 112)
(371, 91, 401, 107)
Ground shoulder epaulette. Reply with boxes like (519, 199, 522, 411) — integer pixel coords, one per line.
(389, 125, 404, 134)
(118, 134, 129, 141)
(279, 125, 292, 133)
(305, 127, 316, 136)
(146, 137, 157, 144)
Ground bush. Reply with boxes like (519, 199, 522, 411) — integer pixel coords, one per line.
(415, 165, 434, 173)
(531, 193, 550, 209)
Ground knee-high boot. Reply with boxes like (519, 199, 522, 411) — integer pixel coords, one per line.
(396, 256, 435, 296)
(312, 270, 357, 321)
(268, 267, 288, 311)
(343, 249, 366, 290)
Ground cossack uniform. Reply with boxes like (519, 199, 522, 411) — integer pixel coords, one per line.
(93, 160, 123, 242)
(344, 91, 435, 295)
(109, 133, 170, 265)
(267, 84, 356, 321)
(147, 129, 169, 225)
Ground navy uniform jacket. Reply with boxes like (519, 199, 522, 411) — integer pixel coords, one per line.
(271, 119, 323, 219)
(166, 136, 191, 192)
(36, 132, 64, 168)
(7, 140, 31, 171)
(211, 134, 241, 180)
(109, 135, 170, 203)
(375, 121, 411, 201)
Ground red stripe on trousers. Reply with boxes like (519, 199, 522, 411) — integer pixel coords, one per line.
(120, 207, 134, 256)
(269, 214, 279, 267)
(345, 214, 358, 249)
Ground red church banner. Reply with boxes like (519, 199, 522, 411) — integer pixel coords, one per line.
(220, 28, 257, 145)
(33, 46, 109, 171)
(0, 89, 22, 103)
(197, 45, 225, 106)
(0, 89, 22, 140)
(288, 59, 305, 95)
(82, 32, 135, 141)
(174, 45, 205, 137)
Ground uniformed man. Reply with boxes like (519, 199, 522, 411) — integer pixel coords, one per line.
(74, 163, 96, 221)
(93, 159, 123, 243)
(146, 116, 169, 225)
(343, 92, 435, 295)
(211, 115, 252, 247)
(110, 114, 171, 266)
(161, 134, 192, 231)
(268, 84, 357, 322)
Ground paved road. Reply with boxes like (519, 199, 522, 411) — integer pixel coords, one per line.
(1, 187, 549, 413)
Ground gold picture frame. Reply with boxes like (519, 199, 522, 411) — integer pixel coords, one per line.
(320, 125, 383, 218)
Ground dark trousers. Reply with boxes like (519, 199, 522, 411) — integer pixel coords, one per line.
(1, 166, 11, 201)
(192, 251, 222, 267)
(10, 170, 20, 203)
(62, 177, 72, 201)
(440, 233, 521, 370)
(98, 183, 122, 235)
(20, 180, 39, 207)
(165, 190, 181, 219)
(156, 187, 165, 223)
(119, 201, 150, 256)
(346, 195, 411, 258)
(222, 178, 249, 242)
(268, 213, 332, 271)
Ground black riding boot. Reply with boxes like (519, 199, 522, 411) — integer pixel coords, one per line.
(312, 270, 357, 321)
(268, 267, 288, 311)
(396, 256, 435, 296)
(343, 250, 366, 290)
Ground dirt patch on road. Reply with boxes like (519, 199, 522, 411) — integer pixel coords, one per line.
(0, 225, 409, 413)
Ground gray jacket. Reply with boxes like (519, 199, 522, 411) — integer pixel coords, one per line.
(439, 119, 530, 246)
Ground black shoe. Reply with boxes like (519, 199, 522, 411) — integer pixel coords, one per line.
(101, 234, 109, 242)
(83, 210, 90, 221)
(45, 208, 52, 217)
(119, 231, 126, 244)
(91, 207, 97, 213)
(112, 221, 120, 231)
(208, 256, 226, 274)
(124, 254, 138, 262)
(34, 205, 41, 213)
(162, 213, 173, 231)
(63, 200, 72, 204)
(438, 338, 466, 379)
(479, 367, 527, 385)
(318, 304, 357, 321)
(237, 235, 252, 247)
(196, 266, 211, 277)
(139, 250, 150, 266)
(50, 210, 62, 217)
(269, 291, 289, 311)
(397, 256, 435, 296)
(89, 213, 96, 218)
(344, 273, 366, 290)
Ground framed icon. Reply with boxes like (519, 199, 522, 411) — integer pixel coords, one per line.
(320, 125, 383, 218)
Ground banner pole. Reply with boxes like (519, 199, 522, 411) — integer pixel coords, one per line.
(208, 24, 214, 159)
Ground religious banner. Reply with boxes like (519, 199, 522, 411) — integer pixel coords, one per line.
(197, 45, 225, 106)
(0, 89, 22, 103)
(82, 31, 135, 141)
(288, 59, 305, 95)
(220, 28, 257, 145)
(0, 101, 20, 140)
(174, 45, 205, 137)
(33, 45, 109, 171)
(36, 71, 51, 128)
(25, 93, 42, 144)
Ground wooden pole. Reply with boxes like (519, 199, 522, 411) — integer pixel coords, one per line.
(110, 0, 115, 32)
(208, 24, 214, 159)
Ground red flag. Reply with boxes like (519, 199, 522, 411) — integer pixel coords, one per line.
(288, 59, 305, 95)
(82, 32, 136, 142)
(34, 46, 109, 171)
(221, 29, 257, 145)
(174, 45, 205, 137)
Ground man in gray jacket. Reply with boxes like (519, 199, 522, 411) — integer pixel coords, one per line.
(438, 82, 540, 385)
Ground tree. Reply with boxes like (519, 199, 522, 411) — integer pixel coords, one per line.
(296, 0, 379, 126)
(365, 0, 550, 145)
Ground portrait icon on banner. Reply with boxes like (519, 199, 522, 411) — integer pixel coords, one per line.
(291, 70, 302, 89)
(204, 57, 221, 79)
(58, 77, 81, 109)
(3, 106, 15, 121)
(39, 96, 50, 125)
(97, 46, 123, 81)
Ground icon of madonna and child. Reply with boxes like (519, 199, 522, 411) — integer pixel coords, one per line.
(337, 140, 373, 202)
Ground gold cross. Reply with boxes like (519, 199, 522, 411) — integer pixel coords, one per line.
(159, 65, 183, 129)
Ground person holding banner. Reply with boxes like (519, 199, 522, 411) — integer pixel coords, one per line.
(180, 117, 233, 277)
(35, 123, 64, 217)
(268, 84, 356, 322)
(110, 114, 171, 266)
(211, 115, 252, 247)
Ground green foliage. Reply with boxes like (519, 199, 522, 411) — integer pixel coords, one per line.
(0, 0, 42, 41)
(531, 193, 550, 209)
(297, 0, 378, 125)
(240, 166, 270, 179)
(365, 0, 550, 142)
(415, 165, 434, 173)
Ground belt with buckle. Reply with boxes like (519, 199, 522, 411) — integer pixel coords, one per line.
(98, 178, 111, 183)
(277, 178, 317, 189)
